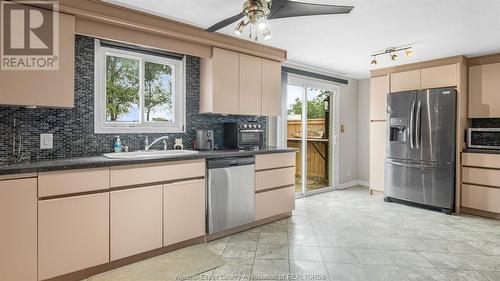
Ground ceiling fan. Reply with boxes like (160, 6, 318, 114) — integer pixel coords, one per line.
(206, 0, 354, 40)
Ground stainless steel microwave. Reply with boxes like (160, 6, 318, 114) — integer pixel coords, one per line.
(467, 128, 500, 150)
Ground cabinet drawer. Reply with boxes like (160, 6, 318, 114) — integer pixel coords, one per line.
(462, 184, 500, 213)
(421, 64, 457, 89)
(255, 153, 295, 170)
(110, 160, 205, 188)
(462, 167, 500, 187)
(390, 70, 420, 92)
(110, 185, 163, 261)
(256, 167, 295, 191)
(38, 168, 109, 197)
(38, 193, 109, 280)
(164, 179, 206, 246)
(463, 153, 500, 169)
(256, 186, 295, 220)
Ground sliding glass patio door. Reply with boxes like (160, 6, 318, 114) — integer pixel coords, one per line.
(286, 77, 337, 197)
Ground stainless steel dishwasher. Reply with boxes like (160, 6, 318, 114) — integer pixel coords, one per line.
(207, 156, 255, 234)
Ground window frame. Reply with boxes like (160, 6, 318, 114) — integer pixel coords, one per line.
(94, 39, 186, 134)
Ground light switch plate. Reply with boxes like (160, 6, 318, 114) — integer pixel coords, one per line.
(40, 134, 53, 149)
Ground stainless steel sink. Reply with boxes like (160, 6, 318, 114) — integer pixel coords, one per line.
(103, 150, 199, 159)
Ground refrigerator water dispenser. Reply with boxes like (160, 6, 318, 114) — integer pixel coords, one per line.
(389, 117, 407, 142)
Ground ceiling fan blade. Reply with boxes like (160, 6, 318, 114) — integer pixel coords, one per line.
(206, 12, 245, 32)
(268, 0, 354, 20)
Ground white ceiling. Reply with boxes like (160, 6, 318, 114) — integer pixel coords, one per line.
(104, 0, 500, 79)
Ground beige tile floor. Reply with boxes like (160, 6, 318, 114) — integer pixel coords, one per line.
(203, 186, 500, 281)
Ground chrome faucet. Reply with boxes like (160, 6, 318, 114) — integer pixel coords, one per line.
(145, 136, 169, 150)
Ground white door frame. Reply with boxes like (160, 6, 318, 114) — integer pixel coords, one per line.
(284, 74, 341, 197)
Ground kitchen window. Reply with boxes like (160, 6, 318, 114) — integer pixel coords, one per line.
(94, 40, 186, 133)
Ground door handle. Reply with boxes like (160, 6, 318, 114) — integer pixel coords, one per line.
(415, 100, 422, 149)
(409, 100, 415, 149)
(386, 160, 442, 169)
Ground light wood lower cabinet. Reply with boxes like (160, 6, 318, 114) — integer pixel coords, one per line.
(462, 184, 500, 214)
(164, 179, 206, 246)
(110, 185, 163, 261)
(255, 152, 295, 170)
(38, 193, 109, 280)
(256, 167, 295, 192)
(256, 186, 295, 220)
(0, 177, 37, 281)
(370, 121, 386, 193)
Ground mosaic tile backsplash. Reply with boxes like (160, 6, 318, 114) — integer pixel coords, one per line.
(0, 35, 266, 163)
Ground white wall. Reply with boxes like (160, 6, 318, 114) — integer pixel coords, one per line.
(337, 78, 359, 185)
(357, 79, 370, 184)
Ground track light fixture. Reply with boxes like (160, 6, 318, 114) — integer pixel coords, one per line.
(370, 46, 414, 65)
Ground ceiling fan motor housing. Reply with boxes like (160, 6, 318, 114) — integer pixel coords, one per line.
(243, 0, 271, 23)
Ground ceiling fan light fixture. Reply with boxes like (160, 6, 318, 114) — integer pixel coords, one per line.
(258, 21, 267, 30)
(234, 20, 246, 35)
(263, 27, 272, 40)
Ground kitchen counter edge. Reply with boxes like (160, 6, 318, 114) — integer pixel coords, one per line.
(0, 148, 299, 176)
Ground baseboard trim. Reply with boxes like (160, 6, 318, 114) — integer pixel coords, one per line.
(337, 179, 369, 189)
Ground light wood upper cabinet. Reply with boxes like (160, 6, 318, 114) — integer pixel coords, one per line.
(370, 121, 386, 193)
(239, 54, 262, 115)
(261, 59, 282, 116)
(421, 64, 457, 89)
(200, 47, 239, 114)
(38, 193, 109, 280)
(370, 75, 390, 121)
(0, 12, 75, 107)
(468, 62, 500, 118)
(110, 185, 163, 261)
(390, 69, 420, 92)
(200, 47, 282, 116)
(163, 179, 206, 246)
(0, 178, 37, 281)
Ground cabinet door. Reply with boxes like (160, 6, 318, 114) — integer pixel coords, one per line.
(38, 193, 109, 280)
(110, 185, 163, 261)
(239, 54, 262, 115)
(0, 178, 37, 281)
(370, 75, 390, 120)
(0, 12, 75, 107)
(261, 59, 282, 116)
(164, 179, 205, 246)
(421, 64, 457, 89)
(390, 70, 420, 92)
(469, 63, 500, 118)
(256, 186, 295, 220)
(370, 121, 386, 192)
(212, 47, 239, 114)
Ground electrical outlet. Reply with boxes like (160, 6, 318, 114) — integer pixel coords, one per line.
(341, 124, 346, 133)
(40, 134, 53, 149)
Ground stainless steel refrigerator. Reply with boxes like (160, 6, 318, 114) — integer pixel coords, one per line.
(385, 87, 456, 213)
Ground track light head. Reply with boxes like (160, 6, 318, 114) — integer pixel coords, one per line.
(405, 49, 414, 57)
(371, 58, 377, 65)
(391, 54, 399, 61)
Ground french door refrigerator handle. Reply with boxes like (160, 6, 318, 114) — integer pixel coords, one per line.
(409, 100, 415, 149)
(415, 99, 422, 149)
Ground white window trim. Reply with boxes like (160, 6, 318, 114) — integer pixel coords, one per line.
(94, 39, 186, 134)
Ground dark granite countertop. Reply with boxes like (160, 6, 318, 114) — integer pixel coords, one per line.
(0, 147, 298, 175)
(463, 149, 500, 155)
